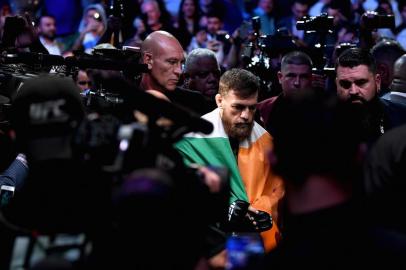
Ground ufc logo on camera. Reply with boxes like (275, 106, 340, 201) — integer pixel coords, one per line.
(29, 99, 69, 125)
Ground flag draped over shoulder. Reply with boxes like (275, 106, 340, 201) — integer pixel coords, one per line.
(175, 108, 284, 250)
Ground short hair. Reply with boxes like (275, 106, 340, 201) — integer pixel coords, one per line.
(293, 0, 309, 6)
(36, 14, 56, 26)
(281, 51, 313, 71)
(219, 68, 259, 98)
(206, 11, 223, 21)
(336, 48, 377, 74)
(142, 0, 160, 11)
(184, 48, 219, 73)
(371, 39, 405, 65)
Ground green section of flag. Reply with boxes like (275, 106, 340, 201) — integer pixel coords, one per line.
(175, 137, 249, 203)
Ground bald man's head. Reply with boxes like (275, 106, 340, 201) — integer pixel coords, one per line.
(141, 31, 185, 92)
(141, 31, 180, 57)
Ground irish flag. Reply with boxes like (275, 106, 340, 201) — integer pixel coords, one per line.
(175, 108, 284, 251)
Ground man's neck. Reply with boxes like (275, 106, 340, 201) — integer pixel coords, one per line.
(40, 36, 55, 45)
(140, 75, 166, 93)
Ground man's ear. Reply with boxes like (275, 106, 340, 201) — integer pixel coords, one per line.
(375, 72, 382, 93)
(215, 93, 222, 108)
(277, 71, 283, 84)
(143, 52, 153, 69)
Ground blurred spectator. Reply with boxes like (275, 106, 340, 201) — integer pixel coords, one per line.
(9, 0, 41, 17)
(188, 12, 229, 67)
(363, 0, 402, 26)
(125, 16, 146, 47)
(395, 1, 406, 49)
(0, 3, 12, 39)
(37, 14, 62, 55)
(382, 54, 406, 106)
(374, 0, 396, 39)
(72, 3, 106, 54)
(336, 23, 358, 44)
(277, 0, 310, 46)
(174, 0, 201, 49)
(74, 69, 92, 96)
(252, 0, 277, 35)
(371, 39, 404, 96)
(309, 0, 331, 16)
(139, 0, 175, 35)
(163, 0, 181, 19)
(198, 0, 226, 28)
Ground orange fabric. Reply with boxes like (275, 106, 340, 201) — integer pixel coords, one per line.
(238, 132, 285, 251)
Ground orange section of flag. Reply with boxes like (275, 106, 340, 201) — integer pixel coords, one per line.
(238, 132, 285, 251)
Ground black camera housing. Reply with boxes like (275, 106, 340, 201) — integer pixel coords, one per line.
(361, 11, 395, 29)
(296, 13, 334, 32)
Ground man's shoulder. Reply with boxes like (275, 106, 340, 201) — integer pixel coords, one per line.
(380, 97, 406, 128)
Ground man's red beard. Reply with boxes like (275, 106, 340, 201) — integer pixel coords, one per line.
(223, 120, 254, 141)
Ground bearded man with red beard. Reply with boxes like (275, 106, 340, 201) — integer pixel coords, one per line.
(176, 68, 284, 253)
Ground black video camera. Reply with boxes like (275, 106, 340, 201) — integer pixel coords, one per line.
(259, 29, 297, 57)
(361, 11, 395, 29)
(296, 13, 334, 32)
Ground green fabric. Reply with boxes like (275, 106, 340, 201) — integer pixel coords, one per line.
(175, 137, 249, 203)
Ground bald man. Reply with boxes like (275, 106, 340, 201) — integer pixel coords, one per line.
(140, 31, 211, 115)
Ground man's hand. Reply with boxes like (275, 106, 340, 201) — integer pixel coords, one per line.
(228, 200, 273, 232)
(207, 40, 221, 52)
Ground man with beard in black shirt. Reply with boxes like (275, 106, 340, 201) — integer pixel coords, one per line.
(335, 48, 406, 145)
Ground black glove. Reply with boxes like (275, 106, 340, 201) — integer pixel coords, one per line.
(246, 209, 273, 232)
(228, 199, 249, 224)
(227, 200, 273, 232)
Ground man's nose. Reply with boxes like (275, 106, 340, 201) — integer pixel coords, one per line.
(174, 63, 182, 75)
(240, 108, 250, 120)
(207, 72, 217, 82)
(294, 76, 300, 87)
(349, 83, 360, 95)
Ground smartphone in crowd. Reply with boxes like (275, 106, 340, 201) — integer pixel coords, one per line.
(0, 185, 15, 207)
(226, 233, 265, 270)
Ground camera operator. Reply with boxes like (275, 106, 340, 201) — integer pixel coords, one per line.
(140, 30, 211, 115)
(176, 68, 284, 252)
(73, 69, 92, 95)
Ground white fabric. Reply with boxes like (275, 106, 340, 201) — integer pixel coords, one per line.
(39, 37, 62, 56)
